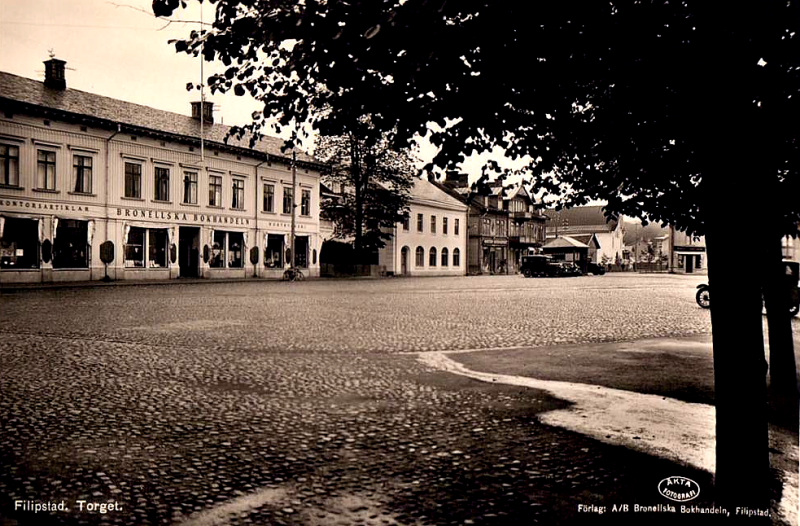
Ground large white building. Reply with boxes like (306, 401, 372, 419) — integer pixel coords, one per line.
(0, 59, 325, 284)
(379, 178, 468, 277)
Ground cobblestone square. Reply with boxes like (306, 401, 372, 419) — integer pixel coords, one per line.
(0, 274, 796, 525)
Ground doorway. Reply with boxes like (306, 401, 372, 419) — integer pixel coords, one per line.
(685, 254, 694, 273)
(179, 227, 200, 278)
(401, 246, 409, 275)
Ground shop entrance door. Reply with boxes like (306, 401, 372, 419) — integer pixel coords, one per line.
(179, 227, 200, 278)
(685, 254, 694, 273)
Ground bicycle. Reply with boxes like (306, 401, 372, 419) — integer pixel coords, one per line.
(282, 267, 305, 282)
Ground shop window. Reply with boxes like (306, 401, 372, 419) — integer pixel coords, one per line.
(210, 231, 226, 268)
(453, 248, 461, 267)
(301, 189, 311, 216)
(154, 167, 170, 201)
(37, 150, 56, 190)
(125, 227, 145, 267)
(211, 231, 244, 268)
(53, 220, 89, 269)
(263, 183, 274, 212)
(415, 246, 424, 267)
(73, 155, 92, 194)
(441, 247, 449, 267)
(265, 235, 284, 268)
(124, 162, 142, 198)
(209, 175, 222, 207)
(183, 171, 198, 204)
(429, 247, 437, 267)
(0, 144, 20, 186)
(125, 227, 168, 268)
(227, 232, 244, 268)
(148, 230, 168, 267)
(232, 179, 245, 210)
(0, 217, 40, 269)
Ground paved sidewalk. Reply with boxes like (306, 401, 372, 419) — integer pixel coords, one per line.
(446, 334, 799, 526)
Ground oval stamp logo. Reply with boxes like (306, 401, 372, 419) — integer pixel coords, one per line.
(658, 476, 700, 502)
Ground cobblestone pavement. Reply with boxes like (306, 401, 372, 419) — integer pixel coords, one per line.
(0, 274, 791, 525)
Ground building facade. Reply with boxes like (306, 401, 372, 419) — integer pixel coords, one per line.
(379, 178, 468, 277)
(0, 60, 324, 284)
(437, 173, 547, 275)
(667, 227, 707, 274)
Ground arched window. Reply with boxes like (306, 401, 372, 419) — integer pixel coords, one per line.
(453, 248, 461, 267)
(429, 247, 437, 267)
(441, 247, 449, 267)
(415, 246, 425, 267)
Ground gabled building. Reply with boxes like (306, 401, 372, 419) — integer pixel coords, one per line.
(379, 177, 468, 276)
(544, 205, 625, 265)
(0, 59, 325, 283)
(502, 184, 547, 274)
(436, 173, 547, 275)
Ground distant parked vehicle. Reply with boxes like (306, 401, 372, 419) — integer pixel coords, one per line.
(520, 255, 560, 277)
(586, 262, 607, 275)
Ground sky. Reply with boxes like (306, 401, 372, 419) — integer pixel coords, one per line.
(0, 0, 536, 186)
(0, 0, 262, 126)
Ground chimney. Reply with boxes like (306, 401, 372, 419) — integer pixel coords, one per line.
(444, 171, 468, 188)
(44, 58, 67, 90)
(191, 101, 214, 124)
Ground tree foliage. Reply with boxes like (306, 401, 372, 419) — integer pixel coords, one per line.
(154, 0, 799, 234)
(316, 132, 414, 257)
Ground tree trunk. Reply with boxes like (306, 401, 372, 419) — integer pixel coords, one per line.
(763, 234, 799, 428)
(705, 214, 770, 509)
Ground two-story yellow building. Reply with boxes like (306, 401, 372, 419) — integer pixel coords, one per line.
(0, 59, 324, 284)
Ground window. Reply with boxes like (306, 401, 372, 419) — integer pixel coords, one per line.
(431, 216, 437, 234)
(402, 215, 410, 231)
(154, 167, 170, 201)
(453, 248, 461, 267)
(417, 214, 424, 232)
(37, 150, 56, 190)
(210, 231, 244, 268)
(443, 217, 448, 235)
(73, 155, 92, 194)
(148, 230, 168, 267)
(232, 178, 245, 209)
(0, 217, 39, 269)
(124, 227, 168, 268)
(53, 220, 89, 269)
(124, 162, 142, 198)
(454, 218, 460, 236)
(283, 187, 293, 214)
(415, 246, 424, 267)
(301, 189, 311, 216)
(0, 144, 19, 186)
(265, 234, 284, 267)
(429, 247, 437, 267)
(441, 247, 449, 267)
(183, 171, 198, 204)
(209, 175, 222, 207)
(263, 183, 275, 212)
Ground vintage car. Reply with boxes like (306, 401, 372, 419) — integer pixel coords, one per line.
(520, 255, 560, 277)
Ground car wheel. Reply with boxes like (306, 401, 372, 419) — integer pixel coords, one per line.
(523, 268, 532, 278)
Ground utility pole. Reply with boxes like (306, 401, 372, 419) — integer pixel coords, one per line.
(290, 150, 296, 269)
